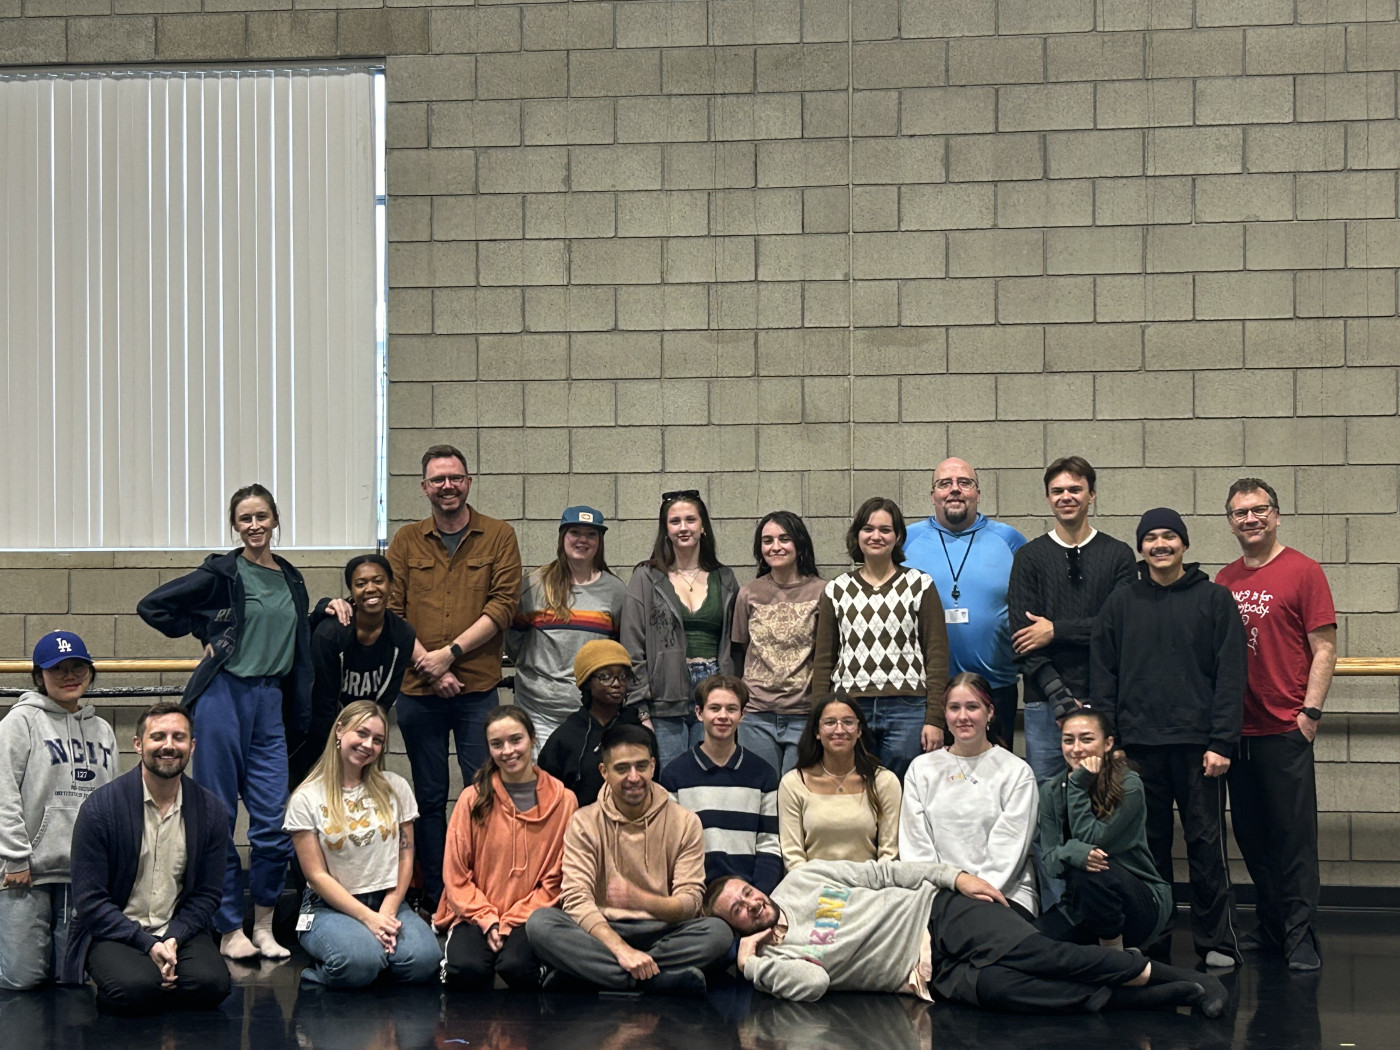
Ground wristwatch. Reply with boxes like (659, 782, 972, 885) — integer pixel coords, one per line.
(449, 642, 465, 661)
(1301, 707, 1322, 722)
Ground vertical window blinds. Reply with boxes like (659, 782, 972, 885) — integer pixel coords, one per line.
(0, 67, 380, 550)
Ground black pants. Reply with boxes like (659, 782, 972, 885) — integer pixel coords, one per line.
(86, 934, 231, 1016)
(442, 922, 542, 991)
(970, 935, 1145, 1014)
(1037, 863, 1161, 947)
(1229, 730, 1320, 957)
(989, 683, 1021, 752)
(1128, 743, 1239, 961)
(933, 895, 1145, 1014)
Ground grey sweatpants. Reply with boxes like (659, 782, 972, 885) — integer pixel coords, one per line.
(525, 908, 732, 989)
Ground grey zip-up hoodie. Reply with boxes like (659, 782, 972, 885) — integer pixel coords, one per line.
(0, 692, 118, 883)
(620, 564, 740, 719)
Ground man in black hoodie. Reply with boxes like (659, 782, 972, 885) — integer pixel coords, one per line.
(1090, 508, 1247, 970)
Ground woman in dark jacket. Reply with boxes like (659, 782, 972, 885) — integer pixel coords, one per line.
(619, 490, 739, 770)
(290, 554, 416, 788)
(138, 483, 342, 961)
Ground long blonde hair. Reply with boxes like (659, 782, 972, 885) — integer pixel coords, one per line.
(295, 700, 398, 837)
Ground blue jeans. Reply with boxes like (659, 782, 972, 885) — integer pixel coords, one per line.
(1023, 701, 1067, 783)
(298, 890, 441, 989)
(0, 882, 70, 989)
(652, 658, 718, 769)
(738, 712, 805, 777)
(396, 688, 496, 905)
(192, 671, 292, 933)
(858, 696, 927, 780)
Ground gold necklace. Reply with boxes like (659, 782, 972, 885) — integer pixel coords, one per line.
(819, 761, 857, 793)
(672, 567, 705, 591)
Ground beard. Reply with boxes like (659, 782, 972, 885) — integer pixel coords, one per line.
(943, 502, 970, 526)
(143, 750, 188, 780)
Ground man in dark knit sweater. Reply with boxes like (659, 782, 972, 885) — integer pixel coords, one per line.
(63, 702, 230, 1015)
(1091, 508, 1247, 969)
(1006, 457, 1135, 781)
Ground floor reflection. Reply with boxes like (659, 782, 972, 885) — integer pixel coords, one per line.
(0, 911, 1394, 1050)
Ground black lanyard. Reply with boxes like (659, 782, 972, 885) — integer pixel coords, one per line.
(938, 530, 977, 605)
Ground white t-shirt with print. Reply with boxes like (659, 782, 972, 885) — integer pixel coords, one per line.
(284, 771, 418, 896)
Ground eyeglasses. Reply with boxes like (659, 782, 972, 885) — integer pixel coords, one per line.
(661, 489, 701, 505)
(933, 477, 978, 492)
(1066, 546, 1083, 583)
(425, 474, 467, 488)
(591, 670, 632, 686)
(819, 717, 860, 731)
(1227, 504, 1276, 523)
(47, 664, 91, 680)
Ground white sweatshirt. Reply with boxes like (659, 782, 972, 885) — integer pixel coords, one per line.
(898, 746, 1039, 916)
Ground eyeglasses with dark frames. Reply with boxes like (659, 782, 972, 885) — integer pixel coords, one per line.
(1227, 503, 1277, 523)
(661, 489, 702, 505)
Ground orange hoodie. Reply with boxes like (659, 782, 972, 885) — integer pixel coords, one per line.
(560, 779, 707, 937)
(433, 767, 578, 936)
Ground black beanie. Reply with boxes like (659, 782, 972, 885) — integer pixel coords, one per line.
(1136, 507, 1189, 551)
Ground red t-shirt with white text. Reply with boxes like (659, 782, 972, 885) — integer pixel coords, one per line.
(1216, 547, 1336, 737)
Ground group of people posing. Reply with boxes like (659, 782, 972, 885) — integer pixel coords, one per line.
(0, 444, 1335, 1018)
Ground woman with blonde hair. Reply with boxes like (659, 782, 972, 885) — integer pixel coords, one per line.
(436, 706, 577, 990)
(507, 506, 626, 755)
(283, 701, 441, 987)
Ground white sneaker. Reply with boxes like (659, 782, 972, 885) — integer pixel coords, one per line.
(1203, 950, 1237, 969)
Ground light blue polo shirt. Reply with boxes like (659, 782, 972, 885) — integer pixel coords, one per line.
(904, 513, 1027, 689)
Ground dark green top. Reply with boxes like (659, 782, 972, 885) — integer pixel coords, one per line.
(680, 573, 722, 660)
(226, 558, 297, 678)
(1037, 766, 1174, 944)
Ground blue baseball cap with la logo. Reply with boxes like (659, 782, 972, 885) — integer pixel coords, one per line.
(559, 506, 608, 532)
(33, 630, 94, 668)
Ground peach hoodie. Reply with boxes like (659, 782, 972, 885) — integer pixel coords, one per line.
(560, 779, 707, 937)
(433, 767, 578, 935)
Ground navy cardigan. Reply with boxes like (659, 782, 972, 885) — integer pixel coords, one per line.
(61, 766, 228, 985)
(138, 547, 317, 733)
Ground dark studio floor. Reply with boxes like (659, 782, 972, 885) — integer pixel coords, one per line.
(3, 909, 1396, 1050)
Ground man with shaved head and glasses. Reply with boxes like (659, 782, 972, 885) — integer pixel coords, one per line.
(1215, 478, 1336, 973)
(905, 458, 1028, 753)
(1006, 457, 1135, 782)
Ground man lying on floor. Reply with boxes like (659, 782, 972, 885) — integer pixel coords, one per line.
(704, 859, 1226, 1016)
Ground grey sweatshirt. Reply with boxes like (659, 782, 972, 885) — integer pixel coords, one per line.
(743, 859, 961, 1001)
(0, 692, 118, 883)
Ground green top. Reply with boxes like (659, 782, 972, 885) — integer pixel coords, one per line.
(226, 558, 297, 679)
(680, 573, 722, 660)
(1037, 766, 1174, 944)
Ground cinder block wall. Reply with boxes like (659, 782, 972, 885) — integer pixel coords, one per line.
(2, 0, 1397, 891)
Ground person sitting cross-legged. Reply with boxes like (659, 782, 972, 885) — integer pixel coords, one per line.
(525, 724, 733, 995)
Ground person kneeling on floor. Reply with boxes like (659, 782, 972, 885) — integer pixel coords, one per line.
(526, 723, 732, 995)
(705, 858, 1226, 1017)
(62, 702, 232, 1015)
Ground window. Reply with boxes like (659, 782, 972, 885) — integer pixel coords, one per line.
(0, 65, 386, 550)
